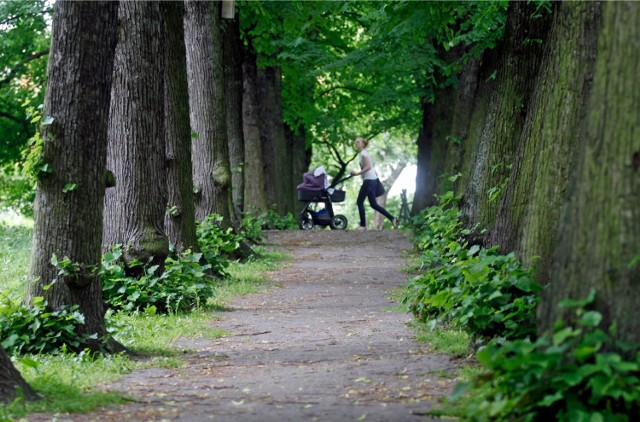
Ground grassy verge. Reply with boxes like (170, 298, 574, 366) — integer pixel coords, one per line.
(0, 219, 287, 420)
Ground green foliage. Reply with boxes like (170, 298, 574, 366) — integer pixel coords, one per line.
(456, 291, 640, 421)
(238, 212, 264, 244)
(196, 214, 240, 274)
(244, 208, 298, 231)
(404, 191, 542, 342)
(0, 296, 96, 355)
(0, 0, 50, 165)
(100, 246, 215, 314)
(0, 164, 35, 216)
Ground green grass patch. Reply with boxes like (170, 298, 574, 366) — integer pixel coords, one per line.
(209, 248, 287, 310)
(109, 310, 226, 356)
(409, 319, 471, 357)
(0, 220, 32, 300)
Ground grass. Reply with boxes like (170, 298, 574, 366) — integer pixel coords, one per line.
(0, 218, 287, 419)
(0, 219, 32, 301)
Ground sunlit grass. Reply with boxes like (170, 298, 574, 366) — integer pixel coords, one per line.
(109, 310, 226, 356)
(0, 218, 32, 301)
(209, 248, 287, 310)
(409, 319, 471, 357)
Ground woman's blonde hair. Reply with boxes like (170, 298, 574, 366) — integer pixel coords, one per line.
(356, 137, 369, 148)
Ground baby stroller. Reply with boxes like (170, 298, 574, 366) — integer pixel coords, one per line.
(296, 167, 350, 230)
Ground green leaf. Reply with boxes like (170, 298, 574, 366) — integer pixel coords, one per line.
(579, 311, 602, 328)
(18, 357, 40, 370)
(62, 183, 77, 193)
(41, 115, 55, 125)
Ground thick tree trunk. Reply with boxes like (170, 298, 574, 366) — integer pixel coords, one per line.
(26, 1, 119, 351)
(288, 124, 311, 207)
(242, 49, 268, 214)
(460, 2, 551, 233)
(223, 16, 245, 225)
(257, 66, 292, 215)
(411, 99, 435, 214)
(540, 2, 640, 343)
(103, 1, 168, 266)
(0, 346, 38, 403)
(489, 2, 601, 281)
(184, 0, 232, 224)
(162, 1, 198, 253)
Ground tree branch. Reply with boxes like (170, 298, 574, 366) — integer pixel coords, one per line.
(314, 85, 372, 100)
(0, 50, 49, 88)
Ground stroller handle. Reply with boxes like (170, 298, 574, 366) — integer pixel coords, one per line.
(329, 174, 355, 188)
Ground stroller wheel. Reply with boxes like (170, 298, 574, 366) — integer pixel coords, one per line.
(330, 214, 348, 230)
(299, 216, 314, 230)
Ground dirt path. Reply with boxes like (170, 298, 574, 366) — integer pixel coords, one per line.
(35, 230, 459, 421)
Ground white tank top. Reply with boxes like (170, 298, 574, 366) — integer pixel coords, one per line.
(359, 149, 378, 180)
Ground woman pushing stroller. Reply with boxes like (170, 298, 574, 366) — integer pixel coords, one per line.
(350, 137, 399, 230)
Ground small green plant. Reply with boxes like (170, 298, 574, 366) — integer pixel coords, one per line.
(100, 246, 215, 314)
(455, 290, 640, 421)
(238, 212, 264, 244)
(196, 213, 240, 275)
(0, 296, 96, 355)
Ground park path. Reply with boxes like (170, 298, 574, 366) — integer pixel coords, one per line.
(33, 230, 459, 421)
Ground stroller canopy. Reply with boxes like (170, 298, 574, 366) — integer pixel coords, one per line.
(296, 166, 330, 191)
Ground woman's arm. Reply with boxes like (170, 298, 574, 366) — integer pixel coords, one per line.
(350, 155, 372, 176)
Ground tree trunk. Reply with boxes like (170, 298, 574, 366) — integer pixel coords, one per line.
(223, 16, 245, 226)
(26, 0, 119, 351)
(288, 124, 311, 210)
(541, 1, 640, 344)
(0, 346, 38, 403)
(459, 1, 551, 233)
(242, 48, 268, 214)
(184, 0, 232, 224)
(257, 66, 292, 216)
(488, 2, 600, 281)
(411, 99, 435, 214)
(104, 1, 168, 266)
(162, 1, 198, 253)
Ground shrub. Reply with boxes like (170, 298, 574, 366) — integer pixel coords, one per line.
(0, 296, 96, 355)
(456, 290, 640, 421)
(404, 191, 542, 342)
(238, 213, 263, 244)
(196, 214, 239, 275)
(101, 246, 215, 314)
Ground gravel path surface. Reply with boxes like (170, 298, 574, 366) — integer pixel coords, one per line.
(31, 230, 459, 421)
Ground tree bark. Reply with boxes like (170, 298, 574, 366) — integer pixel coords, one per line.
(288, 124, 311, 206)
(26, 0, 119, 351)
(459, 1, 551, 232)
(257, 66, 292, 215)
(242, 48, 268, 214)
(488, 2, 600, 280)
(184, 0, 232, 224)
(0, 346, 38, 403)
(411, 100, 434, 214)
(223, 16, 245, 226)
(541, 1, 640, 343)
(103, 1, 168, 266)
(162, 1, 198, 254)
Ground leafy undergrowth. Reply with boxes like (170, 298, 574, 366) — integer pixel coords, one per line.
(404, 191, 640, 421)
(0, 246, 286, 420)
